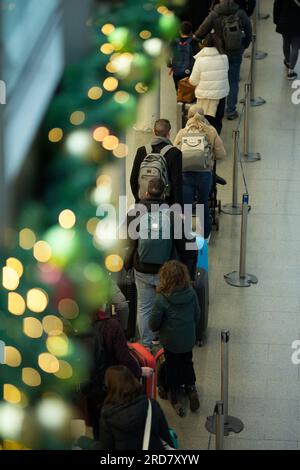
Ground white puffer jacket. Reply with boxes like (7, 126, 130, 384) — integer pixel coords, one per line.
(189, 47, 229, 100)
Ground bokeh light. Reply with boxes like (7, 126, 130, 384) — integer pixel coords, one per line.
(70, 111, 85, 126)
(0, 404, 24, 439)
(113, 143, 129, 158)
(2, 267, 19, 291)
(48, 128, 63, 143)
(42, 316, 64, 336)
(103, 77, 119, 92)
(88, 86, 103, 100)
(27, 289, 48, 313)
(6, 258, 23, 278)
(139, 30, 152, 40)
(58, 299, 79, 320)
(38, 353, 60, 374)
(33, 241, 52, 263)
(46, 335, 69, 357)
(55, 361, 73, 380)
(58, 209, 76, 229)
(86, 217, 99, 235)
(22, 368, 41, 387)
(105, 254, 124, 273)
(143, 38, 163, 56)
(101, 23, 115, 36)
(135, 82, 149, 94)
(36, 398, 69, 430)
(23, 318, 43, 339)
(114, 91, 130, 104)
(100, 43, 115, 55)
(19, 228, 36, 250)
(102, 135, 119, 150)
(5, 347, 22, 367)
(66, 130, 92, 156)
(4, 385, 21, 405)
(8, 293, 26, 316)
(93, 127, 110, 143)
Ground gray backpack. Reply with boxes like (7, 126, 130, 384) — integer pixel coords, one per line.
(220, 12, 243, 52)
(138, 209, 173, 265)
(181, 125, 212, 171)
(138, 144, 172, 200)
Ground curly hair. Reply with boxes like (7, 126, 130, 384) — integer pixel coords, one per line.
(157, 260, 191, 295)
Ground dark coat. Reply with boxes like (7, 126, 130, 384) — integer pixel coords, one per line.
(124, 198, 198, 278)
(273, 0, 300, 36)
(179, 0, 213, 31)
(130, 138, 183, 207)
(99, 311, 142, 379)
(195, 0, 252, 55)
(149, 286, 201, 354)
(98, 395, 173, 450)
(211, 0, 256, 16)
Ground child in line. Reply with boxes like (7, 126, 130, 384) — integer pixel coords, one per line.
(149, 260, 201, 417)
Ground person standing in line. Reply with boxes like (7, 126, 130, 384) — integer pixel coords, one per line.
(273, 0, 300, 80)
(149, 261, 201, 417)
(195, 0, 252, 120)
(212, 0, 256, 16)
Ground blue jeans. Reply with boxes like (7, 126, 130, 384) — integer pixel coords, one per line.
(134, 270, 159, 349)
(227, 54, 243, 115)
(183, 171, 213, 239)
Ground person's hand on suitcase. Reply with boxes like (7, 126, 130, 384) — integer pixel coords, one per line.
(141, 367, 153, 377)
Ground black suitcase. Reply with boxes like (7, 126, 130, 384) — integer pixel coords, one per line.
(117, 269, 137, 341)
(193, 268, 209, 347)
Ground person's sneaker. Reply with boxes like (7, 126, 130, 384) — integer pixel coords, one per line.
(186, 386, 200, 412)
(287, 70, 298, 80)
(152, 336, 160, 346)
(227, 111, 239, 120)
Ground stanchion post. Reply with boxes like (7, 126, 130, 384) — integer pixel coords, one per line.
(224, 194, 258, 287)
(250, 34, 266, 106)
(215, 401, 224, 451)
(253, 6, 268, 60)
(205, 331, 244, 437)
(222, 130, 242, 215)
(241, 83, 261, 162)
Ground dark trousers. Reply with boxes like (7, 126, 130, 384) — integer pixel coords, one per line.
(282, 34, 300, 70)
(205, 98, 226, 135)
(227, 54, 243, 115)
(164, 349, 196, 394)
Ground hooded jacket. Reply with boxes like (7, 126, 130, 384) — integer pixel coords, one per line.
(98, 395, 173, 450)
(273, 0, 300, 36)
(195, 0, 252, 55)
(150, 286, 201, 354)
(189, 47, 229, 100)
(174, 112, 227, 165)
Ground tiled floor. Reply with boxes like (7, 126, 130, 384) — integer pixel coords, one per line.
(158, 0, 300, 450)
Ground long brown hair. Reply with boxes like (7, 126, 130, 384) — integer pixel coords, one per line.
(157, 260, 191, 295)
(104, 366, 142, 406)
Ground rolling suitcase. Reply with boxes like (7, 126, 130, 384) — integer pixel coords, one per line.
(196, 236, 209, 272)
(118, 269, 137, 341)
(128, 343, 156, 399)
(194, 268, 209, 346)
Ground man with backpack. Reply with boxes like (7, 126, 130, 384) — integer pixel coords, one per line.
(195, 0, 252, 120)
(168, 21, 200, 91)
(130, 119, 183, 208)
(124, 178, 197, 351)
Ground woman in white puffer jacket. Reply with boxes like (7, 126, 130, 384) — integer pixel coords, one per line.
(189, 33, 229, 134)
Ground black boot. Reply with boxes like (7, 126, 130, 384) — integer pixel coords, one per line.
(170, 391, 185, 417)
(186, 385, 200, 412)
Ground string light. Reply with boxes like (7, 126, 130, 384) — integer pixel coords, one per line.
(19, 228, 36, 250)
(86, 217, 100, 235)
(139, 30, 152, 39)
(42, 316, 64, 336)
(22, 368, 41, 387)
(101, 23, 115, 36)
(0, 404, 24, 439)
(135, 82, 149, 94)
(8, 293, 26, 316)
(143, 38, 163, 56)
(102, 135, 119, 150)
(105, 254, 124, 273)
(58, 299, 79, 320)
(33, 241, 52, 263)
(48, 128, 63, 143)
(113, 143, 129, 158)
(2, 267, 19, 291)
(6, 258, 23, 278)
(70, 111, 85, 126)
(88, 86, 103, 100)
(58, 210, 76, 229)
(46, 335, 69, 357)
(3, 385, 21, 405)
(100, 43, 115, 55)
(93, 127, 110, 142)
(5, 347, 22, 367)
(103, 77, 119, 92)
(27, 289, 48, 313)
(23, 318, 43, 339)
(55, 361, 73, 380)
(38, 353, 60, 374)
(114, 91, 130, 104)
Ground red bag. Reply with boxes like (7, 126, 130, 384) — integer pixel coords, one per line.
(128, 343, 156, 399)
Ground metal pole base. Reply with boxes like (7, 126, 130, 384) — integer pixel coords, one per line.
(259, 13, 270, 20)
(240, 152, 261, 162)
(222, 204, 243, 216)
(256, 51, 268, 60)
(206, 414, 244, 436)
(224, 271, 258, 287)
(250, 97, 266, 106)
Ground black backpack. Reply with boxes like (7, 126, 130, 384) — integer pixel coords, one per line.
(172, 37, 195, 77)
(215, 11, 243, 52)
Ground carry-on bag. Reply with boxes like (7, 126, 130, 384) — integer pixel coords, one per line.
(128, 343, 156, 399)
(196, 235, 209, 272)
(118, 269, 137, 341)
(193, 268, 209, 346)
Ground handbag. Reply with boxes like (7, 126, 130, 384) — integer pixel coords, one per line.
(177, 77, 196, 104)
(142, 399, 152, 450)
